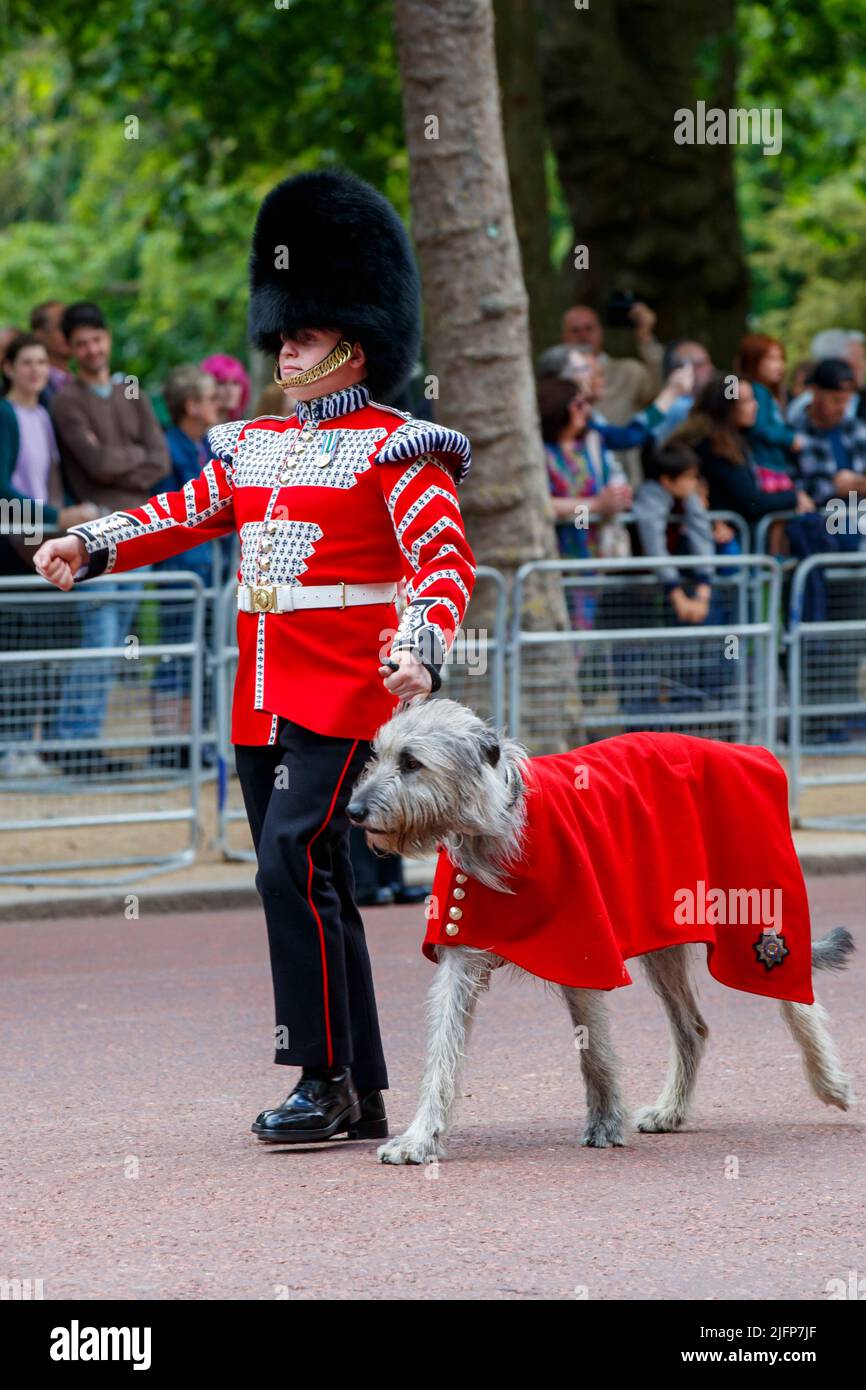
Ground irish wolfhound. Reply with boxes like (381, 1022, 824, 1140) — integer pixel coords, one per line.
(346, 699, 855, 1165)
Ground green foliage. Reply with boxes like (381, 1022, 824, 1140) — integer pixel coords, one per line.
(736, 0, 866, 338)
(750, 179, 866, 360)
(0, 0, 403, 387)
(2, 0, 866, 379)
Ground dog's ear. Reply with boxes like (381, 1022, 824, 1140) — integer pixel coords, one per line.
(478, 728, 501, 767)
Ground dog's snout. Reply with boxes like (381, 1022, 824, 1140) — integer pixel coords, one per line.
(346, 801, 367, 825)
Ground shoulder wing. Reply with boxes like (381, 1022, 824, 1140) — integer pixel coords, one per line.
(372, 413, 471, 485)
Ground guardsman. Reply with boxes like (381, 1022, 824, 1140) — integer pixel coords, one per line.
(34, 168, 476, 1146)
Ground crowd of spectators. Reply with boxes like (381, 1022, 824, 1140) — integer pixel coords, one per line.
(538, 305, 866, 609)
(0, 300, 257, 778)
(537, 304, 866, 733)
(2, 293, 865, 777)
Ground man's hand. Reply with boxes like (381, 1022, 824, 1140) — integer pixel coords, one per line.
(832, 469, 865, 497)
(666, 363, 695, 397)
(670, 587, 709, 624)
(629, 301, 657, 343)
(379, 648, 433, 702)
(33, 535, 88, 591)
(654, 362, 695, 412)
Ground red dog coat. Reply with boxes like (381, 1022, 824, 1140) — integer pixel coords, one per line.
(423, 732, 814, 1004)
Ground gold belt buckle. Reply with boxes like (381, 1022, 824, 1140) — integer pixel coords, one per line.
(340, 581, 347, 609)
(250, 584, 277, 613)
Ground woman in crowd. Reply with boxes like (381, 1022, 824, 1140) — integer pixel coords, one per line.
(200, 353, 250, 424)
(0, 334, 96, 776)
(734, 332, 805, 484)
(673, 375, 814, 526)
(538, 375, 632, 631)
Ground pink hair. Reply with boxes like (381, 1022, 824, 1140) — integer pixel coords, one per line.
(200, 354, 250, 416)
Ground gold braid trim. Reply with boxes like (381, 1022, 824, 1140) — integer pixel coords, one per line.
(273, 339, 354, 390)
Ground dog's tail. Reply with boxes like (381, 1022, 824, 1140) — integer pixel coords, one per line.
(812, 927, 855, 973)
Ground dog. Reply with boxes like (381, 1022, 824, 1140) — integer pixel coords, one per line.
(346, 699, 855, 1165)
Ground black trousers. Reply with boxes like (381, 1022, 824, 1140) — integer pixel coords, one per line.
(235, 717, 389, 1092)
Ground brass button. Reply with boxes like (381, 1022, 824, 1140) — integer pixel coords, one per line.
(267, 520, 278, 533)
(259, 554, 271, 569)
(260, 539, 273, 552)
(445, 924, 460, 937)
(452, 887, 465, 900)
(448, 906, 462, 921)
(278, 471, 291, 484)
(455, 873, 467, 884)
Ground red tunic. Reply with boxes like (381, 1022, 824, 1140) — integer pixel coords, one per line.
(423, 732, 814, 1005)
(69, 386, 476, 744)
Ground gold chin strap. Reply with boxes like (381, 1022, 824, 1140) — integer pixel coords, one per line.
(273, 339, 354, 390)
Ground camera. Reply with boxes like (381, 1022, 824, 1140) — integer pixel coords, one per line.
(604, 289, 639, 329)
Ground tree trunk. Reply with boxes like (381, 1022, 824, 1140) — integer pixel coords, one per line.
(393, 0, 580, 749)
(536, 0, 749, 365)
(492, 0, 561, 358)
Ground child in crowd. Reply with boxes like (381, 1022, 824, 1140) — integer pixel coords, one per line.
(633, 439, 715, 624)
(624, 440, 734, 715)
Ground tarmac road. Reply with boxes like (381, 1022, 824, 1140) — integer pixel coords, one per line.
(1, 876, 863, 1301)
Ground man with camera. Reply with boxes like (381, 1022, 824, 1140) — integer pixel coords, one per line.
(561, 294, 663, 428)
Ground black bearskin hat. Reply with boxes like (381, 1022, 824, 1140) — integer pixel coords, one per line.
(248, 167, 421, 403)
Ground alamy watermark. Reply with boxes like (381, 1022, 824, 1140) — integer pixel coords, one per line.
(674, 880, 782, 928)
(0, 497, 47, 546)
(826, 492, 866, 534)
(674, 102, 782, 157)
(379, 626, 488, 677)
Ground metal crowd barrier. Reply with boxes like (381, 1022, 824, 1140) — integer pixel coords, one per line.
(751, 505, 865, 750)
(437, 565, 507, 729)
(786, 552, 866, 829)
(508, 555, 782, 750)
(0, 571, 205, 885)
(752, 502, 861, 561)
(6, 533, 866, 883)
(212, 564, 508, 862)
(587, 508, 751, 555)
(753, 509, 799, 556)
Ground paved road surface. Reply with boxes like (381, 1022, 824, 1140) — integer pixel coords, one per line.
(1, 876, 863, 1300)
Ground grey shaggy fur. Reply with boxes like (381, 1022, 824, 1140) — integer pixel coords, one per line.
(345, 699, 856, 1164)
(349, 698, 531, 892)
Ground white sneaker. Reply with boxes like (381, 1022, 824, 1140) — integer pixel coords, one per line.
(0, 749, 52, 778)
(19, 751, 53, 778)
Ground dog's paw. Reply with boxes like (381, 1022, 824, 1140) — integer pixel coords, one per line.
(634, 1104, 685, 1133)
(817, 1078, 855, 1112)
(581, 1115, 625, 1148)
(377, 1132, 445, 1165)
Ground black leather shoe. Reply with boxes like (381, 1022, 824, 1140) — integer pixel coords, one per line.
(345, 1089, 389, 1141)
(355, 886, 395, 907)
(391, 884, 432, 905)
(252, 1069, 360, 1143)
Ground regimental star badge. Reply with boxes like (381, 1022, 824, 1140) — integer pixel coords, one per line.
(753, 929, 789, 970)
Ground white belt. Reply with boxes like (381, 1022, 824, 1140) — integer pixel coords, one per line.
(237, 580, 399, 614)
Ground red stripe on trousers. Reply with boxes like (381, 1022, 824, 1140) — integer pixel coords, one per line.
(306, 739, 360, 1067)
